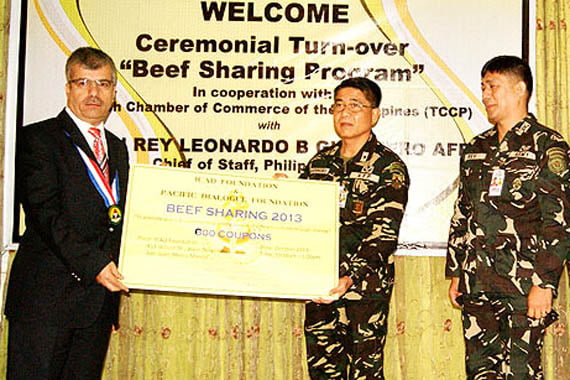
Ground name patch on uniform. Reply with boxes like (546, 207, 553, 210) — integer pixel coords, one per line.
(465, 153, 487, 161)
(310, 167, 330, 175)
(349, 172, 380, 183)
(507, 151, 536, 160)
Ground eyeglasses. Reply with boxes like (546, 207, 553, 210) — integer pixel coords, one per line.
(332, 102, 375, 113)
(68, 78, 115, 90)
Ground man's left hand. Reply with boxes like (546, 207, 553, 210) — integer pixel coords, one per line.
(96, 262, 129, 293)
(527, 285, 552, 319)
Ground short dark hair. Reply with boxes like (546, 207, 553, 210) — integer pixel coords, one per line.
(65, 47, 117, 83)
(334, 77, 382, 107)
(481, 55, 533, 99)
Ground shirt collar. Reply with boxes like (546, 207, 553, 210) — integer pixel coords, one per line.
(65, 107, 105, 135)
(65, 107, 108, 153)
(335, 133, 378, 162)
(495, 115, 533, 139)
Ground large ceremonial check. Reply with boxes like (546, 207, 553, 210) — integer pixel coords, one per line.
(119, 164, 339, 299)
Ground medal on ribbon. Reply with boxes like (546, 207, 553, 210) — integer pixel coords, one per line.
(108, 204, 122, 225)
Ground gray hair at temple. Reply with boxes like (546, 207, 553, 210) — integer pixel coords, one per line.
(481, 55, 533, 102)
(334, 77, 382, 108)
(65, 47, 117, 84)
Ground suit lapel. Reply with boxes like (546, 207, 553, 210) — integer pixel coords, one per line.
(106, 129, 129, 206)
(59, 109, 123, 182)
(57, 110, 97, 162)
(105, 130, 119, 181)
(58, 109, 126, 206)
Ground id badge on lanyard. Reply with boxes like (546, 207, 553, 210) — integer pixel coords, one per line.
(339, 183, 348, 208)
(489, 168, 505, 196)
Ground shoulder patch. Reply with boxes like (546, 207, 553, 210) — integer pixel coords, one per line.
(386, 162, 406, 189)
(546, 147, 568, 175)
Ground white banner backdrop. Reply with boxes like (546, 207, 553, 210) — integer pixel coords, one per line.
(3, 0, 535, 257)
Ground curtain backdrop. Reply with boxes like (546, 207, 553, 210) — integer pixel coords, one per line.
(536, 1, 570, 379)
(0, 1, 569, 379)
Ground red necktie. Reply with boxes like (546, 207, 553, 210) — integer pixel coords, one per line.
(88, 127, 109, 184)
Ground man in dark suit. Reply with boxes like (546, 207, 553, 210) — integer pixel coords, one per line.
(5, 47, 129, 379)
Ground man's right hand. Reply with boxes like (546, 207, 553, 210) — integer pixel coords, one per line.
(311, 276, 354, 304)
(96, 262, 129, 293)
(449, 277, 462, 308)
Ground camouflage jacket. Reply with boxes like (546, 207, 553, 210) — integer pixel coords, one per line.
(301, 133, 409, 299)
(446, 116, 570, 296)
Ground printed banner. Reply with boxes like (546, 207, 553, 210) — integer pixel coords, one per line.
(8, 0, 532, 255)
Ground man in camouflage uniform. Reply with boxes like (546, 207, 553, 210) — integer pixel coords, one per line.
(301, 77, 409, 379)
(447, 56, 570, 379)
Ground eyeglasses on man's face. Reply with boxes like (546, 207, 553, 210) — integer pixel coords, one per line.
(332, 101, 375, 113)
(68, 78, 115, 90)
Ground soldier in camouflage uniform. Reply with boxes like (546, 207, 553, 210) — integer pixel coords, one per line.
(301, 77, 409, 379)
(447, 56, 570, 379)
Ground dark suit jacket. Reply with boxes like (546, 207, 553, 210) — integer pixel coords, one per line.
(5, 110, 129, 328)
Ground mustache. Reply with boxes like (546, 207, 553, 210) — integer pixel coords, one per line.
(84, 96, 102, 105)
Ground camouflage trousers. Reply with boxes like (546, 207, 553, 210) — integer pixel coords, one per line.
(461, 293, 546, 380)
(304, 297, 391, 380)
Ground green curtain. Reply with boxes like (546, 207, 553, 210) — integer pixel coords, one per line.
(536, 1, 570, 379)
(100, 256, 465, 379)
(1, 1, 569, 379)
(0, 0, 9, 376)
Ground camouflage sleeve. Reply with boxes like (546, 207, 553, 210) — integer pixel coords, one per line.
(446, 156, 471, 278)
(532, 139, 570, 290)
(345, 160, 409, 284)
(299, 151, 319, 180)
(298, 163, 310, 180)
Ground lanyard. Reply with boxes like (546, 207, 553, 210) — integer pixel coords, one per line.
(65, 131, 120, 207)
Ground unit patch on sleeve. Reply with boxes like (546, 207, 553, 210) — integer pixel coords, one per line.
(546, 147, 568, 175)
